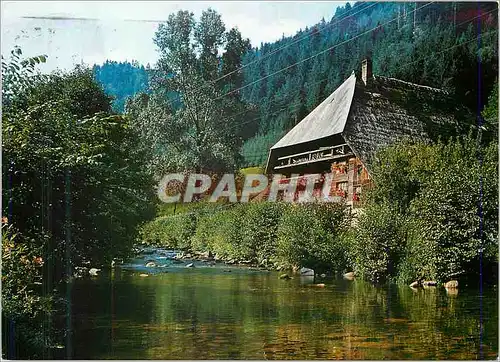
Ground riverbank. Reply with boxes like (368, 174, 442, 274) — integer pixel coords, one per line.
(64, 255, 499, 360)
(141, 137, 498, 287)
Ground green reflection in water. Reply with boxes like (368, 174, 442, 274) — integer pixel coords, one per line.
(69, 267, 498, 360)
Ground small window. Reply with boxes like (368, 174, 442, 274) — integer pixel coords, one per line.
(337, 182, 348, 191)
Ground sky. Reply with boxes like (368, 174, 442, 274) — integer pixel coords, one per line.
(1, 1, 345, 72)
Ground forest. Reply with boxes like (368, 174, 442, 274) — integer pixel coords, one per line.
(93, 2, 497, 168)
(2, 1, 498, 359)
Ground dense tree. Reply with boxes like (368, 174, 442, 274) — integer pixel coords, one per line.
(91, 3, 497, 168)
(2, 49, 155, 358)
(3, 66, 155, 272)
(128, 9, 253, 177)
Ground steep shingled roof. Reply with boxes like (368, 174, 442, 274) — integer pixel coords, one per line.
(267, 71, 468, 173)
(271, 72, 356, 150)
(343, 75, 464, 170)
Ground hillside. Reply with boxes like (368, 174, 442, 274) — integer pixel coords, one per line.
(238, 1, 498, 166)
(93, 60, 150, 112)
(92, 1, 498, 166)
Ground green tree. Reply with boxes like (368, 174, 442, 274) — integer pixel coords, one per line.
(129, 9, 252, 176)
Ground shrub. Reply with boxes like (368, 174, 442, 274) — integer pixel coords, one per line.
(396, 217, 438, 284)
(192, 205, 246, 260)
(240, 202, 286, 265)
(405, 138, 498, 282)
(140, 212, 197, 250)
(2, 223, 55, 359)
(276, 202, 351, 272)
(352, 203, 406, 283)
(363, 135, 498, 284)
(149, 201, 353, 273)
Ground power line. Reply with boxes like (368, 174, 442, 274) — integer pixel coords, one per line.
(208, 2, 435, 105)
(172, 2, 434, 131)
(240, 30, 499, 166)
(152, 2, 495, 172)
(216, 10, 494, 139)
(206, 3, 378, 86)
(212, 74, 328, 125)
(211, 75, 330, 128)
(156, 2, 379, 111)
(456, 7, 497, 28)
(211, 0, 492, 109)
(397, 29, 498, 71)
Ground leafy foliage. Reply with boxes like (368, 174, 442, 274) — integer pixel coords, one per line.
(143, 201, 352, 272)
(276, 203, 352, 272)
(1, 46, 47, 106)
(1, 223, 54, 359)
(2, 49, 156, 358)
(352, 203, 406, 283)
(357, 135, 498, 284)
(127, 9, 254, 177)
(407, 137, 498, 282)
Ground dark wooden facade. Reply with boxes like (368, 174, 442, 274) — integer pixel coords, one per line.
(265, 58, 468, 206)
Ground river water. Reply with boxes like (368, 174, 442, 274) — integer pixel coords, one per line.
(66, 248, 498, 360)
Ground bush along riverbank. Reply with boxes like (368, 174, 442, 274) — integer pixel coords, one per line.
(141, 202, 353, 274)
(141, 134, 498, 287)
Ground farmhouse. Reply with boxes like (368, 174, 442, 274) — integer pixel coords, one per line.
(265, 58, 468, 206)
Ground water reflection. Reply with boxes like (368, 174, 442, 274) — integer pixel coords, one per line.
(69, 266, 498, 360)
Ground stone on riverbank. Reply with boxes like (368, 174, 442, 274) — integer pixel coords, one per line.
(343, 272, 355, 280)
(308, 283, 325, 288)
(89, 268, 101, 276)
(185, 263, 195, 268)
(445, 287, 458, 297)
(444, 280, 458, 289)
(300, 267, 314, 276)
(200, 251, 212, 259)
(145, 261, 156, 268)
(423, 281, 437, 287)
(279, 274, 292, 280)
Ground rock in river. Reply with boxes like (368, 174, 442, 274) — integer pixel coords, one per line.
(300, 267, 314, 276)
(423, 281, 437, 287)
(444, 280, 458, 289)
(343, 272, 355, 280)
(279, 274, 292, 280)
(409, 281, 420, 288)
(89, 268, 101, 276)
(185, 263, 195, 268)
(145, 261, 156, 268)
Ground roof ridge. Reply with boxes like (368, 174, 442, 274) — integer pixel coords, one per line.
(374, 75, 449, 95)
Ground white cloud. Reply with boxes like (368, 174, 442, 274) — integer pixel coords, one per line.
(1, 1, 345, 71)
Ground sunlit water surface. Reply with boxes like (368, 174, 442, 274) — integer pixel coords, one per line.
(66, 248, 498, 360)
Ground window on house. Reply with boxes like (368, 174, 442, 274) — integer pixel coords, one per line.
(337, 182, 348, 191)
